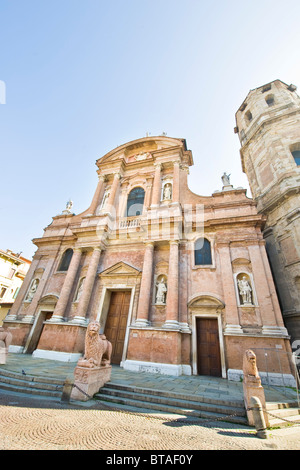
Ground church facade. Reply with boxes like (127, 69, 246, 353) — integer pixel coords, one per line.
(3, 92, 297, 384)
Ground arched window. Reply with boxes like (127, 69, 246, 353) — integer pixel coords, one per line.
(195, 238, 212, 265)
(58, 248, 73, 271)
(126, 187, 145, 216)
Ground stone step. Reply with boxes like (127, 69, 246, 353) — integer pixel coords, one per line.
(267, 407, 300, 427)
(103, 382, 245, 408)
(0, 368, 64, 397)
(95, 383, 248, 425)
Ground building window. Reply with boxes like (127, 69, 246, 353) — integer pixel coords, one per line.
(195, 238, 212, 265)
(8, 267, 16, 279)
(0, 286, 7, 299)
(126, 187, 145, 217)
(58, 248, 73, 271)
(292, 150, 300, 166)
(13, 287, 20, 299)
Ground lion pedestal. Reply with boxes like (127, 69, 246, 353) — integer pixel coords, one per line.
(243, 349, 269, 427)
(71, 321, 112, 402)
(71, 365, 112, 401)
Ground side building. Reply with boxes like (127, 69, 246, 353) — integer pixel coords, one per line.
(3, 135, 295, 384)
(0, 249, 31, 325)
(235, 79, 300, 343)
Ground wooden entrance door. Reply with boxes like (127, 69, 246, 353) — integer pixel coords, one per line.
(104, 291, 131, 364)
(196, 318, 222, 377)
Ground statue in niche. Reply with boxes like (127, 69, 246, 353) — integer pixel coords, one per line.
(75, 277, 85, 302)
(155, 277, 167, 304)
(221, 172, 231, 186)
(100, 191, 109, 210)
(25, 279, 39, 302)
(238, 275, 253, 305)
(163, 183, 172, 200)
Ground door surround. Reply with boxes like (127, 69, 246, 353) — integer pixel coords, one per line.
(96, 285, 136, 366)
(189, 294, 226, 378)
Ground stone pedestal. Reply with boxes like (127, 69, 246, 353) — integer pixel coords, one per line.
(243, 376, 269, 427)
(242, 349, 269, 427)
(71, 365, 112, 401)
(0, 346, 7, 365)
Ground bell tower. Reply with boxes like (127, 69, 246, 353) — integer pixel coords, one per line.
(235, 79, 300, 342)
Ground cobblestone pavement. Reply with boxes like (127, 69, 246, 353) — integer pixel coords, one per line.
(1, 354, 300, 452)
(1, 390, 300, 451)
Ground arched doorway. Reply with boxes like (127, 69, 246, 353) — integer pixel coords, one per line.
(23, 295, 58, 354)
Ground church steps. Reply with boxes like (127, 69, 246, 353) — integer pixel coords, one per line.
(94, 383, 248, 425)
(0, 368, 64, 397)
(265, 403, 300, 427)
(100, 381, 245, 408)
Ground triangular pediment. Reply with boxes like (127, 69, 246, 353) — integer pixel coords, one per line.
(99, 261, 141, 277)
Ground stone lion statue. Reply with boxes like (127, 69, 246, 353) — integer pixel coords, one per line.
(0, 327, 12, 351)
(77, 321, 112, 368)
(0, 327, 12, 365)
(243, 349, 261, 384)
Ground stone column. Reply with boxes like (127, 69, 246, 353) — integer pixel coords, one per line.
(135, 242, 154, 327)
(164, 240, 180, 329)
(151, 163, 161, 207)
(88, 175, 105, 215)
(50, 248, 82, 322)
(218, 242, 243, 335)
(172, 161, 180, 203)
(106, 172, 120, 213)
(72, 247, 102, 324)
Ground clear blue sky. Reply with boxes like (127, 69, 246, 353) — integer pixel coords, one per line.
(1, 0, 300, 260)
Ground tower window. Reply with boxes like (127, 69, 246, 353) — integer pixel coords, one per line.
(262, 84, 272, 93)
(292, 150, 300, 166)
(195, 238, 212, 265)
(126, 187, 145, 216)
(58, 248, 73, 271)
(245, 110, 252, 122)
(265, 94, 275, 106)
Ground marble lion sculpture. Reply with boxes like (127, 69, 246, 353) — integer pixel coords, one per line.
(0, 327, 12, 351)
(243, 349, 261, 384)
(77, 321, 112, 368)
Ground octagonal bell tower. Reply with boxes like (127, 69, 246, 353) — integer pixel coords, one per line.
(235, 79, 300, 342)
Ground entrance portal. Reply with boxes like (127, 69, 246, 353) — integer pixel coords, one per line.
(104, 291, 131, 364)
(196, 318, 222, 377)
(24, 310, 53, 354)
